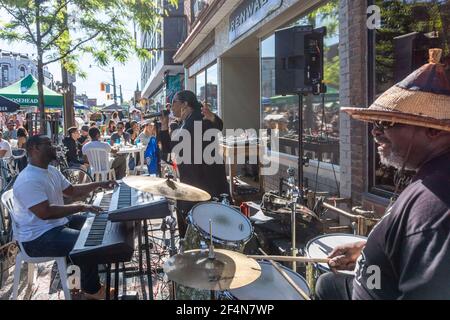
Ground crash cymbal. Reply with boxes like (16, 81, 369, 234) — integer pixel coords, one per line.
(164, 249, 261, 291)
(122, 175, 211, 202)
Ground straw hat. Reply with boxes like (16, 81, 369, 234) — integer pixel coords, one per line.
(342, 48, 450, 132)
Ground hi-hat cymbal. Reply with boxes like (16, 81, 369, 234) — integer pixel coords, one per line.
(122, 176, 211, 202)
(164, 249, 261, 291)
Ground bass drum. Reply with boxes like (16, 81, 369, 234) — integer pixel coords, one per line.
(221, 261, 311, 300)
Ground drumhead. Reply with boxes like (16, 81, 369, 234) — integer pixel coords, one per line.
(191, 203, 253, 242)
(228, 261, 310, 300)
(306, 233, 367, 274)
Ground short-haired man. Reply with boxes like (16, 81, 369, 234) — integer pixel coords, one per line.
(12, 135, 117, 299)
(110, 122, 130, 146)
(83, 127, 127, 179)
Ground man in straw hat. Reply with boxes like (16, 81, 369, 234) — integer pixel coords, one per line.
(315, 49, 450, 300)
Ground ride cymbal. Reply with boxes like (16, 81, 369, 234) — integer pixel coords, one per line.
(122, 176, 211, 202)
(164, 249, 261, 291)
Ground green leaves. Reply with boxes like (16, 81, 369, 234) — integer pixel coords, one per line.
(0, 0, 178, 75)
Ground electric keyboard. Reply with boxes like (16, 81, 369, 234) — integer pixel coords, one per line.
(107, 183, 170, 222)
(69, 183, 169, 265)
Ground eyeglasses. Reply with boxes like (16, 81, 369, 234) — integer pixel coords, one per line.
(117, 126, 124, 130)
(373, 121, 397, 131)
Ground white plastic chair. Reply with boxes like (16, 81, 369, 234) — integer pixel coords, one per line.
(135, 147, 147, 174)
(1, 190, 71, 300)
(83, 147, 116, 182)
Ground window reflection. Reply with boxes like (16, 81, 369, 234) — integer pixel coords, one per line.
(260, 0, 340, 165)
(371, 0, 450, 194)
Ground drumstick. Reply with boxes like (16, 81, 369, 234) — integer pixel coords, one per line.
(258, 248, 311, 301)
(247, 255, 330, 264)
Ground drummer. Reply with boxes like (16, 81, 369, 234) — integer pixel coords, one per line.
(316, 49, 450, 300)
(160, 91, 229, 237)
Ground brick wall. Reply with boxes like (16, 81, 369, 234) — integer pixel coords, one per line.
(339, 0, 369, 205)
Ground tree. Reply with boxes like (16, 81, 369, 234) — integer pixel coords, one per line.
(0, 0, 177, 133)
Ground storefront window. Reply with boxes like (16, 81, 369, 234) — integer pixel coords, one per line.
(195, 70, 206, 103)
(370, 0, 450, 195)
(194, 63, 218, 113)
(206, 64, 218, 113)
(260, 0, 340, 165)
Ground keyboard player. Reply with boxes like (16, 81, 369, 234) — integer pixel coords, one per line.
(11, 135, 117, 300)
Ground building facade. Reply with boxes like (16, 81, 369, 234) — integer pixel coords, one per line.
(173, 0, 450, 214)
(140, 0, 187, 111)
(0, 49, 54, 89)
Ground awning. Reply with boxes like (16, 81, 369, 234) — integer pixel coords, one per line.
(0, 95, 20, 113)
(0, 74, 63, 107)
(102, 103, 127, 112)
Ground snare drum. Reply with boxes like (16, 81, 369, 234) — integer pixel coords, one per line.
(184, 202, 253, 252)
(305, 233, 367, 296)
(176, 202, 253, 300)
(222, 261, 310, 300)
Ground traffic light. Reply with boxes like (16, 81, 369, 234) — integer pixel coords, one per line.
(100, 82, 106, 91)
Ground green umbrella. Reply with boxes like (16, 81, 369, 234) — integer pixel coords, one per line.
(0, 74, 63, 107)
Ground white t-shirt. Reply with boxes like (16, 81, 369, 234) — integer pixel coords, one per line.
(82, 140, 114, 168)
(0, 139, 12, 158)
(82, 140, 112, 154)
(12, 165, 71, 242)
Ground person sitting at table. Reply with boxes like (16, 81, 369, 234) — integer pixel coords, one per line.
(126, 121, 140, 145)
(17, 128, 28, 149)
(83, 127, 127, 179)
(62, 127, 89, 173)
(78, 125, 90, 146)
(0, 129, 12, 159)
(3, 121, 17, 141)
(106, 120, 116, 136)
(138, 121, 157, 147)
(110, 122, 130, 146)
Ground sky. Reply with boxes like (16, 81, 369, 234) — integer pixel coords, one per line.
(0, 10, 142, 106)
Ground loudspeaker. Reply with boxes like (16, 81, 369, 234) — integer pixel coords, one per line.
(275, 25, 326, 95)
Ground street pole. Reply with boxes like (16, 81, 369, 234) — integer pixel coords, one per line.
(112, 67, 118, 105)
(119, 85, 123, 104)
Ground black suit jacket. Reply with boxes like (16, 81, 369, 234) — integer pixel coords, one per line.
(160, 110, 229, 199)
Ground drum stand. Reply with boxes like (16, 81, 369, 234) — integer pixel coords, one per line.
(286, 168, 300, 271)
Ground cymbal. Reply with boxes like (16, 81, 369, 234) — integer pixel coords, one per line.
(122, 175, 211, 202)
(164, 249, 261, 291)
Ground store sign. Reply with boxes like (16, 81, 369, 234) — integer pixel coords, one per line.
(229, 0, 282, 43)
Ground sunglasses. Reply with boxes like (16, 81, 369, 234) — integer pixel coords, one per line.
(373, 121, 397, 131)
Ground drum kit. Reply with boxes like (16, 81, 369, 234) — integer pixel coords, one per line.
(123, 175, 368, 300)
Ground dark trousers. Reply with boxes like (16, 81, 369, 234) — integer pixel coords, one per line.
(315, 272, 354, 300)
(22, 215, 101, 294)
(176, 200, 198, 239)
(111, 154, 127, 180)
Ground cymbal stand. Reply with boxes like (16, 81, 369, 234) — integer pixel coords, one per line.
(208, 219, 216, 300)
(286, 167, 300, 271)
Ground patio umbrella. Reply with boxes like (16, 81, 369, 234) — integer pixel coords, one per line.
(0, 74, 63, 107)
(74, 100, 90, 111)
(0, 95, 20, 113)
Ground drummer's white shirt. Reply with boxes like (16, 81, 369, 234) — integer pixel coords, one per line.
(12, 165, 71, 242)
